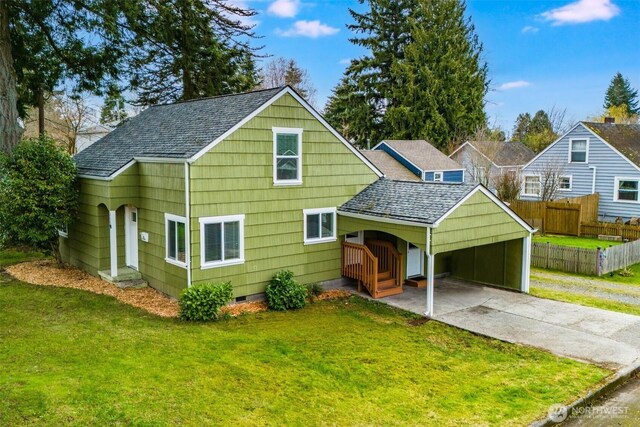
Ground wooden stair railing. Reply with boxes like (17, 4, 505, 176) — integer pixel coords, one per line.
(365, 240, 404, 291)
(341, 242, 378, 296)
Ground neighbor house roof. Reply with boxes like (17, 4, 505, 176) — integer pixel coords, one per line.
(582, 122, 640, 167)
(376, 140, 462, 171)
(338, 179, 476, 225)
(74, 87, 285, 177)
(463, 140, 535, 167)
(360, 150, 421, 181)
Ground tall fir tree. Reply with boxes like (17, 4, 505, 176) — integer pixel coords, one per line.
(126, 0, 259, 106)
(385, 0, 488, 150)
(325, 0, 488, 149)
(325, 0, 412, 147)
(604, 72, 639, 115)
(511, 113, 531, 142)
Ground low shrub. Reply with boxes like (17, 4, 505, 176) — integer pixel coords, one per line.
(265, 270, 307, 311)
(179, 282, 233, 321)
(306, 283, 323, 300)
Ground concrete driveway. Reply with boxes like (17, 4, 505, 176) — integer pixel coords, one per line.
(332, 278, 640, 368)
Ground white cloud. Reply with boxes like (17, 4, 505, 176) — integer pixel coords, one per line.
(539, 0, 620, 25)
(498, 81, 532, 91)
(521, 26, 539, 34)
(268, 0, 301, 18)
(276, 20, 340, 38)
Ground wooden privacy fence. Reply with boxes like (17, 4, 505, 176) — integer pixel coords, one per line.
(510, 194, 600, 236)
(581, 222, 640, 241)
(532, 239, 640, 276)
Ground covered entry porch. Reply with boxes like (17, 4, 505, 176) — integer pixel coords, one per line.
(337, 179, 535, 317)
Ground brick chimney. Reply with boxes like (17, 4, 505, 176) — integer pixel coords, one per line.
(604, 117, 615, 124)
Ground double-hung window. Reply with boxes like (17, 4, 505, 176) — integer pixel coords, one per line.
(200, 215, 245, 268)
(615, 178, 640, 203)
(559, 175, 572, 191)
(569, 139, 588, 163)
(304, 208, 336, 244)
(165, 214, 187, 267)
(433, 172, 443, 182)
(523, 176, 541, 197)
(273, 127, 302, 185)
(58, 224, 69, 238)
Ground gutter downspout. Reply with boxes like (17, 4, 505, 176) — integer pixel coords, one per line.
(185, 162, 192, 288)
(589, 166, 597, 194)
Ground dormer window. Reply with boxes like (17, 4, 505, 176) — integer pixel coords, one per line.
(433, 172, 443, 182)
(569, 139, 588, 163)
(273, 127, 303, 185)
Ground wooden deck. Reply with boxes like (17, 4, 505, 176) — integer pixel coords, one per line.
(341, 240, 403, 298)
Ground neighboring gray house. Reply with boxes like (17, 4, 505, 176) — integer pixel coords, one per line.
(449, 140, 535, 188)
(520, 122, 640, 222)
(371, 140, 465, 183)
(76, 124, 112, 153)
(360, 150, 421, 181)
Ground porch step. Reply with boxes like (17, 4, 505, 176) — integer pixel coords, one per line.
(378, 270, 391, 280)
(98, 267, 142, 283)
(374, 277, 404, 298)
(115, 279, 148, 289)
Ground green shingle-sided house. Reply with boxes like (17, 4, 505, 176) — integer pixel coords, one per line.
(64, 86, 533, 316)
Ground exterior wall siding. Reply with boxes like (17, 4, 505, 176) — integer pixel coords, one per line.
(137, 163, 187, 297)
(521, 124, 640, 221)
(189, 94, 379, 297)
(432, 191, 529, 254)
(338, 216, 427, 251)
(424, 170, 464, 183)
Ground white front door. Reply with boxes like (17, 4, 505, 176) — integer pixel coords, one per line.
(125, 206, 139, 270)
(407, 242, 422, 277)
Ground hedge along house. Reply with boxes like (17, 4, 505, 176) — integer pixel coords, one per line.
(64, 86, 533, 316)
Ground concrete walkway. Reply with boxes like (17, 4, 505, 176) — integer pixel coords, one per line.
(329, 278, 640, 368)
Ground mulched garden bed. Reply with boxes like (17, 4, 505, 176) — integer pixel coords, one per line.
(6, 261, 353, 318)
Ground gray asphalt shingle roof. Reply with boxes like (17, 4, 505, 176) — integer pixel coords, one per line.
(466, 140, 535, 166)
(74, 87, 284, 177)
(338, 179, 477, 225)
(380, 140, 463, 171)
(360, 150, 421, 181)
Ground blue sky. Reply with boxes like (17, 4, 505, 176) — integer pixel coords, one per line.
(245, 0, 640, 135)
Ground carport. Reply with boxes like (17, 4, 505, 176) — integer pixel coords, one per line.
(337, 179, 534, 317)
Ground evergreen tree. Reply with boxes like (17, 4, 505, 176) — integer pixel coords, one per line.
(325, 0, 488, 149)
(529, 110, 552, 134)
(126, 0, 259, 106)
(324, 75, 381, 147)
(385, 0, 488, 150)
(259, 57, 317, 106)
(325, 0, 412, 147)
(511, 113, 531, 141)
(604, 72, 639, 115)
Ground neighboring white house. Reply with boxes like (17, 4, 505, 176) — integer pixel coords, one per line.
(75, 125, 111, 153)
(520, 121, 640, 222)
(449, 140, 535, 189)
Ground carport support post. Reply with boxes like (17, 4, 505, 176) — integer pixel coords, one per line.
(109, 210, 118, 278)
(425, 228, 434, 318)
(521, 234, 531, 293)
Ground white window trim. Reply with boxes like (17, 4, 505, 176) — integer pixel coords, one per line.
(58, 224, 69, 238)
(522, 174, 542, 197)
(199, 214, 245, 269)
(568, 138, 589, 164)
(433, 171, 443, 182)
(303, 207, 337, 245)
(165, 213, 187, 268)
(613, 177, 640, 204)
(273, 127, 303, 186)
(558, 175, 573, 191)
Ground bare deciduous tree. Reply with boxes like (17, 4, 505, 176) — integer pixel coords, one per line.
(534, 160, 566, 202)
(259, 57, 317, 107)
(53, 94, 95, 154)
(495, 171, 522, 202)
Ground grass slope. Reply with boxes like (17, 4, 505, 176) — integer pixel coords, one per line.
(0, 279, 608, 426)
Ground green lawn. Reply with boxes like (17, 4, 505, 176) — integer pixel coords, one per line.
(533, 234, 622, 250)
(0, 247, 47, 267)
(0, 275, 610, 426)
